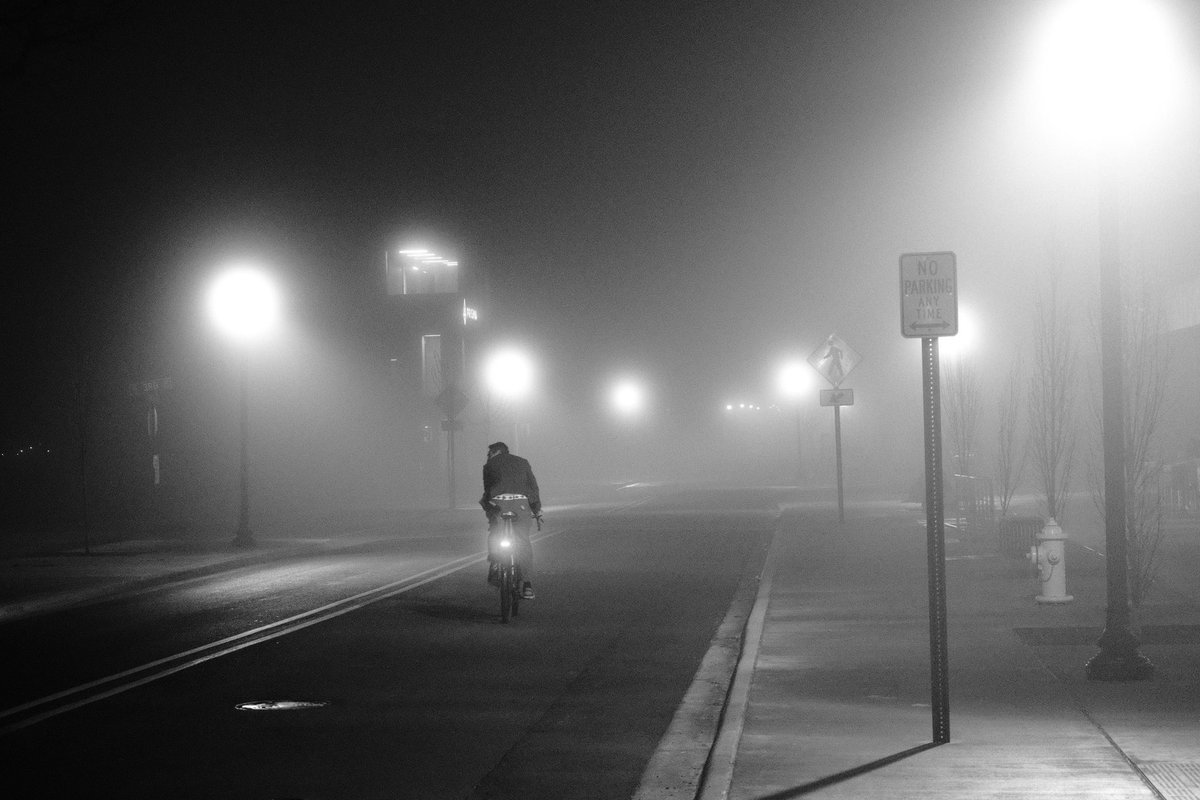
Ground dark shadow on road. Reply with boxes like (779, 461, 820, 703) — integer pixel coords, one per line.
(750, 742, 944, 799)
(405, 601, 501, 624)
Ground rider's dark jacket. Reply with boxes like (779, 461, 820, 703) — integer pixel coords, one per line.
(479, 452, 541, 515)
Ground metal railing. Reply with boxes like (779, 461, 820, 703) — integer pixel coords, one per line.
(948, 474, 995, 538)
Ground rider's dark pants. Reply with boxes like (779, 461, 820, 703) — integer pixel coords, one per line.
(486, 497, 534, 581)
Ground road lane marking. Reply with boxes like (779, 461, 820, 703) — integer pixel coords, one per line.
(0, 528, 568, 736)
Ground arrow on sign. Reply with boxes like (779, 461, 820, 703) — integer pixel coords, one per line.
(908, 320, 954, 333)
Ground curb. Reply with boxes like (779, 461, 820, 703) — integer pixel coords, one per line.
(633, 524, 776, 800)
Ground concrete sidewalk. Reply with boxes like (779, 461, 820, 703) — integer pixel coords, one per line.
(711, 506, 1200, 799)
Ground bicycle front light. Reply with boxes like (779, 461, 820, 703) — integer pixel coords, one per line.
(499, 538, 512, 549)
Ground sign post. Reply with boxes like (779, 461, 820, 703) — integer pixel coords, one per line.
(435, 386, 469, 509)
(900, 251, 957, 744)
(808, 334, 860, 523)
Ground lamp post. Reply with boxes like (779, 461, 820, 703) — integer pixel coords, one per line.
(484, 346, 536, 453)
(777, 360, 812, 484)
(207, 266, 281, 548)
(608, 377, 649, 479)
(610, 378, 646, 419)
(1028, 0, 1189, 680)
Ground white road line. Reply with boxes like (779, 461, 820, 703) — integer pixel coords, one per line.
(1, 528, 567, 736)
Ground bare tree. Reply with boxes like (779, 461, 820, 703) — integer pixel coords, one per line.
(994, 356, 1026, 519)
(943, 357, 981, 478)
(1028, 268, 1077, 524)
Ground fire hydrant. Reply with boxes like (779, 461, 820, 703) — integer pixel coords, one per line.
(1026, 518, 1074, 604)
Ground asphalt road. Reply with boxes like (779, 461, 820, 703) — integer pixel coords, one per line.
(0, 489, 780, 799)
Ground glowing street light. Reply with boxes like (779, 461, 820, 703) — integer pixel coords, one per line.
(1028, 0, 1191, 681)
(483, 346, 537, 452)
(484, 347, 536, 401)
(206, 265, 281, 548)
(777, 359, 814, 485)
(610, 378, 647, 418)
(1025, 0, 1188, 150)
(937, 304, 977, 362)
(207, 267, 281, 345)
(776, 360, 812, 401)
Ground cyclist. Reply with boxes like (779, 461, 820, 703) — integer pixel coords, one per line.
(480, 441, 541, 599)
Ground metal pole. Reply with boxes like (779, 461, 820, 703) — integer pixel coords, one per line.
(923, 336, 950, 743)
(447, 422, 456, 510)
(76, 381, 92, 556)
(796, 407, 805, 485)
(1085, 160, 1153, 680)
(233, 354, 254, 547)
(834, 405, 844, 523)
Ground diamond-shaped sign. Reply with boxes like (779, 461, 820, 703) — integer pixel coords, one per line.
(808, 334, 861, 388)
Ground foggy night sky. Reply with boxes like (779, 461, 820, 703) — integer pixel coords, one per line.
(4, 1, 1200, 497)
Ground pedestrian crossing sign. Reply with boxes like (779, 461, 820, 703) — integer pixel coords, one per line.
(808, 334, 861, 388)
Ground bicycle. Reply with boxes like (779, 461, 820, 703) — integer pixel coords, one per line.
(491, 509, 542, 623)
(495, 510, 522, 623)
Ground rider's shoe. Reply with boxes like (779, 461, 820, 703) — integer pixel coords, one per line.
(521, 582, 535, 600)
(487, 563, 500, 586)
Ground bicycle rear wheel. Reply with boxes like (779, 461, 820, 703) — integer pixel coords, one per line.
(500, 565, 514, 623)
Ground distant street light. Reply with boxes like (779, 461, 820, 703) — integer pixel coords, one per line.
(484, 347, 535, 401)
(610, 378, 647, 419)
(777, 359, 813, 484)
(483, 346, 537, 451)
(1028, 0, 1190, 681)
(937, 304, 976, 362)
(206, 265, 281, 548)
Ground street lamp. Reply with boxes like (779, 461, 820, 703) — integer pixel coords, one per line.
(776, 359, 813, 484)
(610, 378, 647, 419)
(1028, 0, 1190, 681)
(937, 304, 976, 363)
(206, 266, 281, 548)
(483, 346, 536, 452)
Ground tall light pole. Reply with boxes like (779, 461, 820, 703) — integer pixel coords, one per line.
(207, 266, 281, 548)
(610, 378, 647, 420)
(484, 346, 536, 453)
(1028, 0, 1190, 680)
(777, 360, 812, 484)
(608, 376, 649, 479)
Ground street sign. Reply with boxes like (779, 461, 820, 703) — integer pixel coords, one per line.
(820, 388, 854, 407)
(900, 252, 958, 338)
(434, 386, 469, 418)
(128, 376, 174, 397)
(808, 334, 861, 387)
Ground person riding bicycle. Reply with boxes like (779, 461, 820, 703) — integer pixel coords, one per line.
(480, 441, 541, 599)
